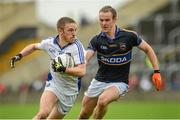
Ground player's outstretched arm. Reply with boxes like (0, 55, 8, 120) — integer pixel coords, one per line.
(10, 43, 39, 68)
(138, 40, 162, 91)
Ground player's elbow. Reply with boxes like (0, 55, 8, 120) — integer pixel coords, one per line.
(78, 69, 86, 77)
(30, 43, 38, 49)
(76, 64, 86, 77)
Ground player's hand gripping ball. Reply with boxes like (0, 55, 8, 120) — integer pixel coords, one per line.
(52, 53, 75, 73)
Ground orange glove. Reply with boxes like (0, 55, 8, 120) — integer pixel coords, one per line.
(152, 70, 162, 91)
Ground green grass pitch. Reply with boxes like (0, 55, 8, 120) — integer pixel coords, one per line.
(0, 101, 180, 119)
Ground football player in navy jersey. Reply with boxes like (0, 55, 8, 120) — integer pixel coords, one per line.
(10, 17, 86, 119)
(78, 5, 162, 119)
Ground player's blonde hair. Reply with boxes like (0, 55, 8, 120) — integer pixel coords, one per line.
(57, 17, 76, 30)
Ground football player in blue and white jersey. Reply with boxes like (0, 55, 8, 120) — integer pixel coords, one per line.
(78, 6, 162, 119)
(10, 17, 86, 119)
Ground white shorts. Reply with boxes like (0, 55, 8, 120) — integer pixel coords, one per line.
(85, 78, 129, 97)
(44, 80, 77, 114)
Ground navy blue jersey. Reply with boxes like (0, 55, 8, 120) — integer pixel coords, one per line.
(87, 27, 142, 84)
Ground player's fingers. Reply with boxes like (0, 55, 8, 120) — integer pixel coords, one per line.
(51, 59, 57, 72)
(10, 59, 15, 68)
(155, 78, 162, 91)
(152, 77, 156, 85)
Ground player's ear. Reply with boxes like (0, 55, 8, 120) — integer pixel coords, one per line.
(57, 28, 64, 32)
(58, 28, 63, 34)
(57, 28, 61, 32)
(113, 16, 117, 22)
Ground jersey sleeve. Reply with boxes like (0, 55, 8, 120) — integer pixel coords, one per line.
(87, 36, 98, 51)
(36, 39, 48, 50)
(73, 40, 86, 65)
(131, 32, 142, 46)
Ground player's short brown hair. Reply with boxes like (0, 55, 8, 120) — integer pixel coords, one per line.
(99, 5, 117, 19)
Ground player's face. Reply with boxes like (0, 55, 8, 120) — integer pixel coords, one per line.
(99, 11, 116, 33)
(60, 23, 77, 43)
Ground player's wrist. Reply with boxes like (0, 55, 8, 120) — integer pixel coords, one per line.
(154, 70, 160, 73)
(61, 67, 66, 73)
(16, 53, 23, 60)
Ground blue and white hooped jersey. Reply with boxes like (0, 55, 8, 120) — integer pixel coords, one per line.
(37, 35, 85, 95)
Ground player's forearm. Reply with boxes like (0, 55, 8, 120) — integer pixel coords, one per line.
(19, 44, 39, 57)
(66, 64, 86, 77)
(139, 40, 159, 70)
(146, 48, 159, 70)
(85, 50, 95, 65)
